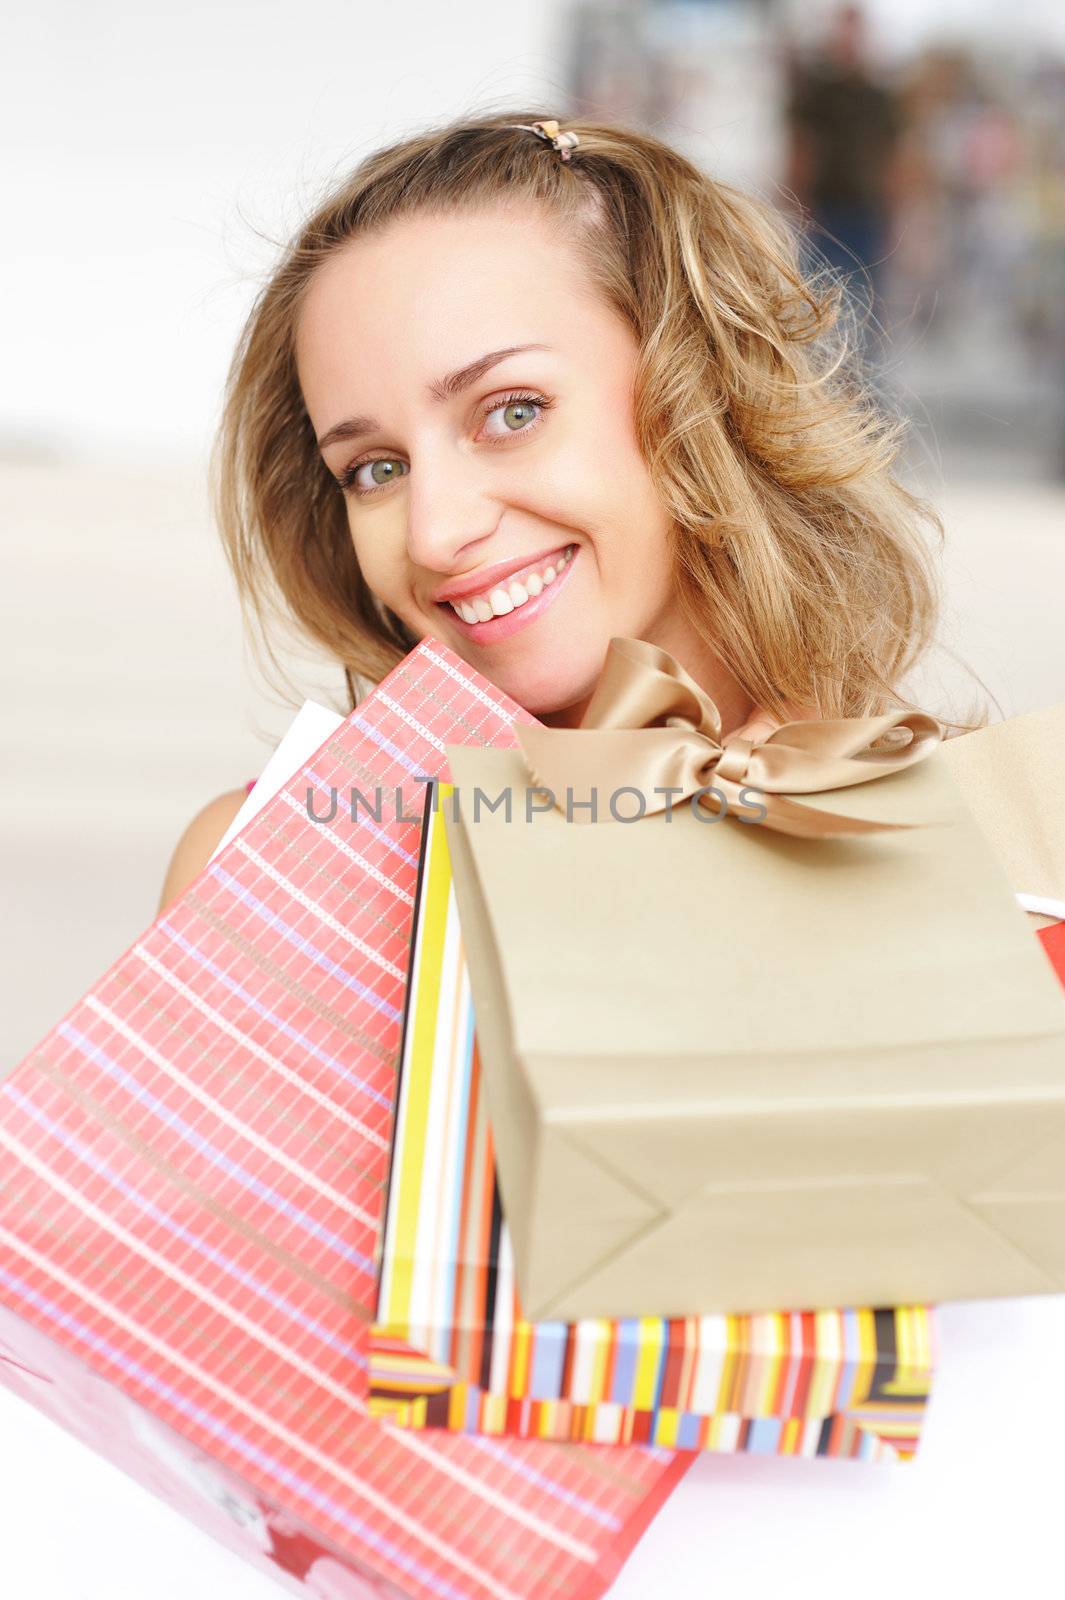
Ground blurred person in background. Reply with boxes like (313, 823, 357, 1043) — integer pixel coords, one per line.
(886, 43, 1062, 481)
(893, 50, 1024, 349)
(1016, 57, 1065, 477)
(785, 3, 903, 331)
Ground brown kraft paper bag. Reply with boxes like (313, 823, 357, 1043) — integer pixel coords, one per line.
(441, 643, 1065, 1322)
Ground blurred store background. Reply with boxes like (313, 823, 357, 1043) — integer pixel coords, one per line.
(568, 0, 1065, 483)
(4, 0, 1065, 1067)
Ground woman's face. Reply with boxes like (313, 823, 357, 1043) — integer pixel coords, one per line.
(296, 200, 751, 728)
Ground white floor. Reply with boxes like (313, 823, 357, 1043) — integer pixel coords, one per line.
(1, 1296, 1064, 1598)
(4, 457, 1065, 1597)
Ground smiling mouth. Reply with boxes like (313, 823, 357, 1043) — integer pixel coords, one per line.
(438, 544, 578, 624)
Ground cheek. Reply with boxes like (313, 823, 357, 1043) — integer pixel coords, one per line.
(349, 505, 406, 597)
(512, 431, 635, 531)
(551, 404, 660, 518)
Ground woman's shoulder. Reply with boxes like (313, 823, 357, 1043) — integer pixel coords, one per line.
(156, 784, 253, 914)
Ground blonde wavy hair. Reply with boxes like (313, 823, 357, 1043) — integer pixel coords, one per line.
(212, 106, 967, 726)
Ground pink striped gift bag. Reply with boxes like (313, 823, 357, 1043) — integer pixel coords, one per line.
(0, 638, 692, 1600)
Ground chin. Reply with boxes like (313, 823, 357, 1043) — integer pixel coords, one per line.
(495, 659, 603, 719)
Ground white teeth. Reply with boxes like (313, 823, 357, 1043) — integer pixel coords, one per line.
(449, 545, 575, 621)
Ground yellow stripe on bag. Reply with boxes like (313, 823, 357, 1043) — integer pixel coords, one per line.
(886, 1307, 933, 1396)
(851, 1308, 878, 1405)
(511, 1318, 533, 1398)
(632, 1319, 663, 1411)
(654, 1407, 680, 1449)
(383, 789, 454, 1329)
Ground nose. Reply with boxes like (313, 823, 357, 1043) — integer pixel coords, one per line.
(404, 438, 501, 575)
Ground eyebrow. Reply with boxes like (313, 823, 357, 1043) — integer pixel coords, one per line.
(314, 344, 552, 451)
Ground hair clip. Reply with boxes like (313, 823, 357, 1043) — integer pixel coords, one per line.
(505, 119, 580, 161)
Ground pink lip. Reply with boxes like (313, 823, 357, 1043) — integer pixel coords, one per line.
(439, 545, 578, 644)
(430, 542, 575, 605)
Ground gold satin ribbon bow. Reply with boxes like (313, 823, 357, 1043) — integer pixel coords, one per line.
(513, 636, 944, 839)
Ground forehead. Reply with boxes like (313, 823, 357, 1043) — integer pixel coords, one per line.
(295, 202, 611, 404)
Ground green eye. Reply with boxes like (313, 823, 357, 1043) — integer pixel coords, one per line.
(339, 457, 409, 495)
(502, 401, 537, 429)
(482, 392, 551, 439)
